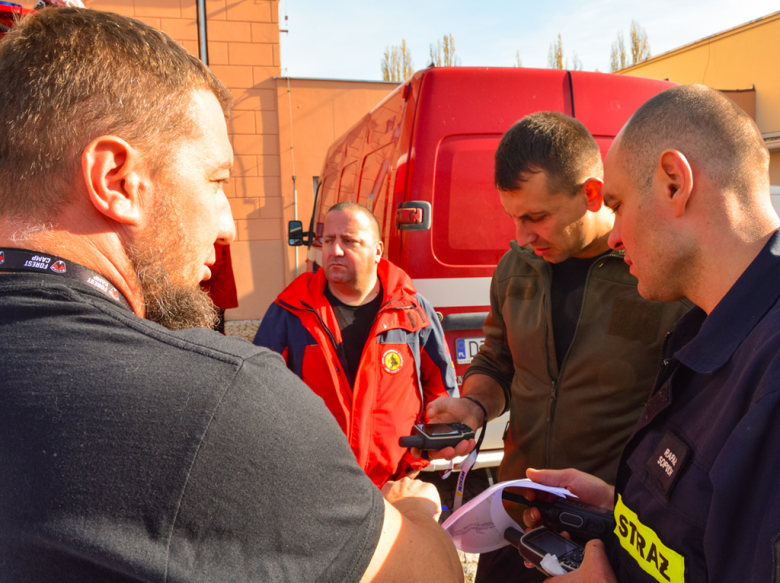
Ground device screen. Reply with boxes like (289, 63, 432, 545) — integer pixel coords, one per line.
(525, 530, 579, 556)
(420, 423, 460, 436)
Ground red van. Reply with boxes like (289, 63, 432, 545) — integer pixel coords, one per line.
(289, 67, 674, 472)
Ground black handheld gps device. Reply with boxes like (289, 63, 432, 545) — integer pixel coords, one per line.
(502, 491, 615, 542)
(504, 527, 584, 575)
(398, 423, 475, 450)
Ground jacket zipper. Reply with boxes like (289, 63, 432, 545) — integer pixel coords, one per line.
(544, 252, 622, 468)
(278, 297, 419, 386)
(278, 299, 351, 381)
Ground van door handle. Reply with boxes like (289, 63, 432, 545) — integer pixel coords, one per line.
(396, 201, 431, 231)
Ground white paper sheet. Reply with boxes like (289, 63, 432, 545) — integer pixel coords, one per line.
(441, 478, 576, 554)
(541, 554, 567, 576)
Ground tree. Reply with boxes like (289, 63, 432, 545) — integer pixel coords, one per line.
(610, 31, 627, 72)
(381, 40, 414, 82)
(514, 50, 523, 68)
(570, 51, 583, 71)
(610, 21, 651, 72)
(548, 35, 583, 70)
(547, 34, 563, 69)
(429, 33, 460, 67)
(629, 20, 651, 65)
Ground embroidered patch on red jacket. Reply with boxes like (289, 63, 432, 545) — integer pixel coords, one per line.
(382, 349, 403, 374)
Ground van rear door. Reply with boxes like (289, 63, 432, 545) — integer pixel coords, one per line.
(399, 68, 571, 301)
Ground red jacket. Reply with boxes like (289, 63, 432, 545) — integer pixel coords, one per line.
(254, 259, 458, 486)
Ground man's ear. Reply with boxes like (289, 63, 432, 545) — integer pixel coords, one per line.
(656, 150, 693, 219)
(582, 177, 604, 212)
(81, 136, 147, 226)
(375, 240, 384, 264)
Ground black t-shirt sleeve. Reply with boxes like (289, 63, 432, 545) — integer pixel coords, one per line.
(166, 349, 384, 583)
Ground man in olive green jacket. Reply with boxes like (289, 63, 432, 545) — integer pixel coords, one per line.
(422, 112, 690, 581)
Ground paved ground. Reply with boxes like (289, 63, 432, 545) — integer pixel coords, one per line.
(418, 467, 496, 582)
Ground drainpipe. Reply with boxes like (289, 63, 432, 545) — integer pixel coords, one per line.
(287, 77, 298, 277)
(196, 0, 208, 65)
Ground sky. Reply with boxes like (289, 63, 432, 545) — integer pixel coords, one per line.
(277, 0, 779, 80)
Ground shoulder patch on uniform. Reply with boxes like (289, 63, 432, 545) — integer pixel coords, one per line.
(614, 495, 686, 583)
(382, 349, 403, 374)
(645, 431, 690, 498)
(608, 298, 663, 343)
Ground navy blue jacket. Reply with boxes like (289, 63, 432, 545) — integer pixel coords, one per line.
(611, 231, 780, 582)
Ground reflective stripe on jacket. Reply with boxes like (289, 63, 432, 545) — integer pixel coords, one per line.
(254, 259, 458, 487)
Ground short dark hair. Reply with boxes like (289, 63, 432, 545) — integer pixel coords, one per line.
(0, 8, 232, 221)
(494, 111, 603, 196)
(618, 85, 768, 199)
(327, 202, 382, 241)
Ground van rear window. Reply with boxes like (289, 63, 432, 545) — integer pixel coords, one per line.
(432, 134, 516, 267)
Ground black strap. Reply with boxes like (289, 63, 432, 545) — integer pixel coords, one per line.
(461, 396, 488, 448)
(0, 247, 132, 310)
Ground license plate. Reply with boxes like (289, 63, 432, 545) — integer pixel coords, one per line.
(455, 337, 485, 365)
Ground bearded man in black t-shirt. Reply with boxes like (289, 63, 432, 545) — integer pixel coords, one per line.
(0, 9, 461, 582)
(255, 202, 458, 487)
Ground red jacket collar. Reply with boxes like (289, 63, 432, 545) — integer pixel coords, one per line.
(277, 258, 418, 310)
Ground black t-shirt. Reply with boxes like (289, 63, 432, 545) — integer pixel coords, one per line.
(324, 282, 383, 389)
(0, 272, 383, 582)
(550, 253, 608, 368)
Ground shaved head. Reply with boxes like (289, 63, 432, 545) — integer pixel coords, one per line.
(327, 202, 381, 242)
(618, 84, 769, 202)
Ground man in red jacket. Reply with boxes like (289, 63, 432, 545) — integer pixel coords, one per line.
(254, 202, 458, 487)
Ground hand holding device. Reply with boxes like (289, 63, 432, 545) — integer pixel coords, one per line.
(502, 491, 615, 541)
(504, 526, 584, 575)
(399, 423, 475, 450)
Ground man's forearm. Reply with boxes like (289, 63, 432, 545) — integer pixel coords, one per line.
(362, 494, 463, 582)
(461, 373, 507, 425)
(388, 498, 462, 582)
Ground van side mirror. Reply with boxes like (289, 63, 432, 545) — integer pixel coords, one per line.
(288, 220, 305, 246)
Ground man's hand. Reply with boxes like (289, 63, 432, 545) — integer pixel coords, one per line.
(381, 477, 442, 522)
(408, 396, 481, 461)
(543, 539, 617, 583)
(522, 468, 615, 531)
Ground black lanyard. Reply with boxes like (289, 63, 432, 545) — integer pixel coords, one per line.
(0, 247, 132, 311)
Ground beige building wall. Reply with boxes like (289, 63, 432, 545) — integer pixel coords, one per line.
(275, 78, 399, 288)
(619, 10, 780, 184)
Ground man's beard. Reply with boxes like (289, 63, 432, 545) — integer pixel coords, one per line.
(124, 217, 218, 331)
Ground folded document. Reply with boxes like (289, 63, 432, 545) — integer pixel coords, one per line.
(441, 478, 576, 554)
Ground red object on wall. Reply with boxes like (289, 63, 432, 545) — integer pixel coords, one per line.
(201, 243, 239, 310)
